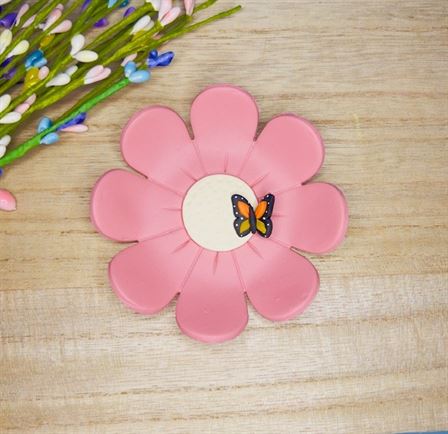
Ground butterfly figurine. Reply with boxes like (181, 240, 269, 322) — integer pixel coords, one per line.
(231, 193, 275, 238)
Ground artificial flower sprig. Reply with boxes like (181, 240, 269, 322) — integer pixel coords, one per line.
(0, 0, 241, 210)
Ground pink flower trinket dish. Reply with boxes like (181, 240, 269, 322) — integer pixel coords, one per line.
(90, 85, 348, 343)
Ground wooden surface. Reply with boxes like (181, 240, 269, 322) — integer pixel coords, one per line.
(1, 1, 447, 433)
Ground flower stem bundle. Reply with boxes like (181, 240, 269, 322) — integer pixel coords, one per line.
(0, 0, 241, 171)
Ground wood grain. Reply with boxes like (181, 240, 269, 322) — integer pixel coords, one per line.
(1, 1, 447, 432)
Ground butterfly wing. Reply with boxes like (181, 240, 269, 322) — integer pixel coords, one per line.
(254, 193, 275, 237)
(232, 194, 253, 237)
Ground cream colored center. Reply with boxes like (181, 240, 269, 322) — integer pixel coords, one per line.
(182, 174, 257, 252)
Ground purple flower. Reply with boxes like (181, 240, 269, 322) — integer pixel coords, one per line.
(94, 17, 109, 27)
(147, 51, 175, 68)
(81, 0, 92, 12)
(2, 67, 17, 80)
(123, 6, 135, 18)
(57, 112, 87, 131)
(0, 12, 17, 28)
(0, 57, 12, 68)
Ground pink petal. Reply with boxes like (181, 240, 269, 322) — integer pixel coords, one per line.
(190, 85, 259, 175)
(84, 67, 111, 84)
(50, 19, 72, 34)
(15, 103, 29, 114)
(38, 66, 49, 80)
(0, 188, 16, 211)
(160, 6, 180, 26)
(44, 8, 62, 29)
(95, 67, 111, 80)
(16, 4, 30, 25)
(239, 115, 324, 196)
(85, 65, 104, 79)
(273, 182, 348, 254)
(91, 169, 183, 242)
(158, 0, 172, 20)
(22, 15, 36, 28)
(62, 124, 88, 133)
(121, 53, 137, 66)
(25, 93, 36, 105)
(234, 237, 319, 321)
(110, 230, 200, 315)
(176, 250, 248, 343)
(121, 106, 202, 194)
(184, 0, 195, 15)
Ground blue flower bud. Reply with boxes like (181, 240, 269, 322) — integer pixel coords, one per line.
(40, 132, 59, 145)
(129, 70, 150, 84)
(25, 50, 44, 69)
(155, 51, 174, 67)
(37, 117, 53, 133)
(147, 51, 174, 68)
(33, 57, 47, 69)
(124, 61, 137, 78)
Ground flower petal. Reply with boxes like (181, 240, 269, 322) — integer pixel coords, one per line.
(70, 34, 85, 55)
(158, 0, 172, 20)
(45, 72, 70, 87)
(190, 85, 258, 175)
(121, 106, 202, 194)
(73, 50, 98, 62)
(176, 250, 248, 343)
(0, 111, 21, 124)
(184, 0, 195, 15)
(234, 237, 319, 321)
(160, 6, 180, 26)
(91, 169, 183, 242)
(131, 15, 151, 34)
(49, 19, 72, 34)
(239, 114, 324, 195)
(38, 66, 49, 80)
(273, 182, 348, 254)
(0, 188, 16, 211)
(85, 64, 104, 79)
(0, 134, 11, 146)
(8, 39, 29, 56)
(109, 230, 200, 314)
(0, 94, 11, 112)
(62, 124, 88, 132)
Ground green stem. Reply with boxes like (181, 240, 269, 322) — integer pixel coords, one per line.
(157, 6, 242, 46)
(0, 78, 129, 167)
(194, 0, 219, 13)
(89, 4, 155, 50)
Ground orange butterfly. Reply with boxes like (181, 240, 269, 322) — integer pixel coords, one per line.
(231, 193, 275, 238)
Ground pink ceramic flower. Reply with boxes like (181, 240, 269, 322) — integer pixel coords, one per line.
(91, 85, 348, 343)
